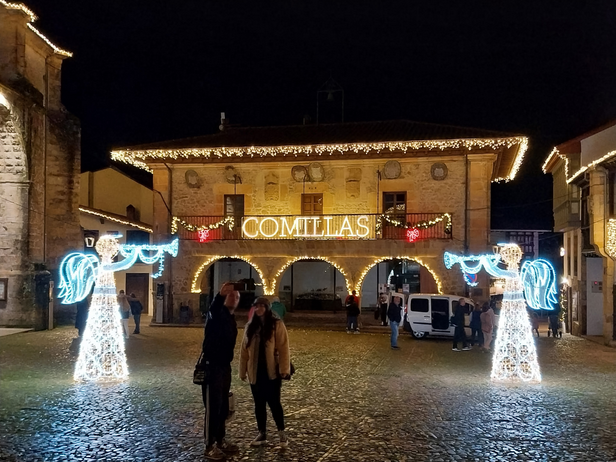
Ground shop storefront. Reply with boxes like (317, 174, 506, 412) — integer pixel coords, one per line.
(112, 120, 527, 322)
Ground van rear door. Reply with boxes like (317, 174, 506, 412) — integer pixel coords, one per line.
(430, 297, 451, 332)
(407, 297, 430, 333)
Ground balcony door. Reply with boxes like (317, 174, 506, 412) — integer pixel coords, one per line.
(224, 194, 244, 239)
(382, 192, 406, 239)
(302, 194, 323, 236)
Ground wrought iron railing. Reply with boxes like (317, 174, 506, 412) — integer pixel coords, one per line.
(173, 213, 452, 241)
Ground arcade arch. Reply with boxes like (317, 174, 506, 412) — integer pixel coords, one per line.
(356, 257, 442, 307)
(270, 257, 351, 311)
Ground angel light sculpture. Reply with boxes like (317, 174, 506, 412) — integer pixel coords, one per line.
(444, 243, 557, 383)
(58, 234, 178, 382)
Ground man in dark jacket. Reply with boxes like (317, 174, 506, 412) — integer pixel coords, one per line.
(387, 295, 402, 350)
(452, 298, 471, 351)
(128, 293, 143, 334)
(345, 290, 361, 333)
(202, 283, 240, 461)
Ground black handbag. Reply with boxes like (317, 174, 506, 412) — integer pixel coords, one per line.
(193, 352, 210, 385)
(277, 361, 296, 380)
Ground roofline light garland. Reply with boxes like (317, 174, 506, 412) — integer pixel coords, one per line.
(80, 207, 153, 233)
(542, 146, 616, 185)
(566, 150, 616, 184)
(355, 256, 443, 295)
(269, 256, 351, 295)
(191, 255, 265, 294)
(111, 136, 528, 182)
(0, 1, 73, 57)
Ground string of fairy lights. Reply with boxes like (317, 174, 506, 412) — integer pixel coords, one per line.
(542, 146, 616, 185)
(374, 212, 451, 235)
(111, 136, 528, 182)
(0, 1, 73, 57)
(173, 213, 451, 237)
(171, 216, 234, 234)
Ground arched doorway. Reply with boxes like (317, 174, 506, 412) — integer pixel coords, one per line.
(358, 258, 440, 308)
(275, 259, 349, 311)
(195, 257, 265, 312)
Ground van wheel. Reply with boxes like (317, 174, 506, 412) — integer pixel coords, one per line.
(412, 331, 427, 339)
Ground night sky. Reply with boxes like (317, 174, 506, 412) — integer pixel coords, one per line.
(20, 1, 616, 229)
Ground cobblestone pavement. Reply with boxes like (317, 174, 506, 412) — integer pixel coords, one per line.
(1, 323, 616, 462)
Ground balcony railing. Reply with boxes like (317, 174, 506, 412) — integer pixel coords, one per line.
(173, 213, 452, 241)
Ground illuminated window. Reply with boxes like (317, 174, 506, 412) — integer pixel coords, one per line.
(302, 194, 323, 216)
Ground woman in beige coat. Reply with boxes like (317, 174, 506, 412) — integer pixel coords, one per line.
(239, 297, 290, 448)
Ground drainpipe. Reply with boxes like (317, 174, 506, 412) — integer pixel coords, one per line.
(464, 153, 469, 255)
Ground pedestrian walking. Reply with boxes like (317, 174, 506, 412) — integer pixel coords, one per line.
(379, 292, 388, 326)
(270, 296, 287, 320)
(452, 298, 470, 351)
(387, 295, 402, 350)
(239, 297, 291, 448)
(469, 303, 483, 346)
(345, 290, 360, 334)
(548, 311, 560, 338)
(128, 293, 143, 334)
(530, 311, 540, 337)
(201, 283, 240, 461)
(117, 290, 130, 339)
(480, 302, 495, 351)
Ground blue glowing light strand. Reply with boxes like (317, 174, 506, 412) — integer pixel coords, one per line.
(520, 259, 558, 310)
(58, 252, 100, 304)
(116, 238, 179, 278)
(443, 251, 505, 276)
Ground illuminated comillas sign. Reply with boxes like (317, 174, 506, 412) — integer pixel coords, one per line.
(241, 215, 372, 239)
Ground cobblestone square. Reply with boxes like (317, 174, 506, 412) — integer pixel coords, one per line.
(1, 323, 616, 461)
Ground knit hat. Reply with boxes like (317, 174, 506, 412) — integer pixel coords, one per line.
(253, 297, 271, 309)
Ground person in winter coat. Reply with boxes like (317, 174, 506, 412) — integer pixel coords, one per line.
(201, 283, 240, 461)
(480, 302, 496, 351)
(345, 290, 361, 334)
(387, 296, 402, 350)
(379, 292, 389, 326)
(128, 293, 143, 334)
(270, 296, 287, 320)
(452, 298, 470, 351)
(117, 290, 131, 339)
(240, 297, 291, 449)
(469, 303, 483, 346)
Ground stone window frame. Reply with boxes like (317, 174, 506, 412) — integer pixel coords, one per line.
(0, 278, 7, 301)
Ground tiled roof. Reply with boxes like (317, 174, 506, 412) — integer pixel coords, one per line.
(123, 120, 521, 150)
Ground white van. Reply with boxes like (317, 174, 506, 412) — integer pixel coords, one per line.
(402, 294, 474, 339)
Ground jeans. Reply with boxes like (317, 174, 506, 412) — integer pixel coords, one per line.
(133, 313, 141, 333)
(347, 315, 359, 331)
(390, 321, 399, 347)
(250, 377, 285, 433)
(201, 365, 232, 446)
(380, 304, 388, 325)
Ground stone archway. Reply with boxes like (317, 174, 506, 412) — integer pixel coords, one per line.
(269, 257, 351, 311)
(190, 255, 266, 294)
(355, 257, 442, 302)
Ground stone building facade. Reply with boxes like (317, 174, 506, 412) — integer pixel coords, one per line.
(0, 2, 81, 328)
(113, 120, 527, 323)
(543, 121, 616, 345)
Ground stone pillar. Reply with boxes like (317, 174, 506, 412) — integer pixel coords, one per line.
(153, 166, 173, 322)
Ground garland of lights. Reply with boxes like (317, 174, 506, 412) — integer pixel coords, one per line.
(111, 137, 528, 182)
(0, 1, 73, 57)
(375, 213, 452, 235)
(444, 244, 557, 383)
(543, 145, 616, 185)
(191, 255, 266, 294)
(80, 207, 153, 233)
(268, 256, 351, 295)
(171, 216, 235, 234)
(58, 235, 178, 382)
(605, 219, 616, 259)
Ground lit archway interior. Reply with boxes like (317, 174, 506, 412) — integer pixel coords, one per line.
(356, 257, 442, 305)
(191, 256, 266, 301)
(270, 257, 351, 311)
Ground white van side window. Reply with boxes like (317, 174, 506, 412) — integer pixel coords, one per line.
(410, 298, 429, 312)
